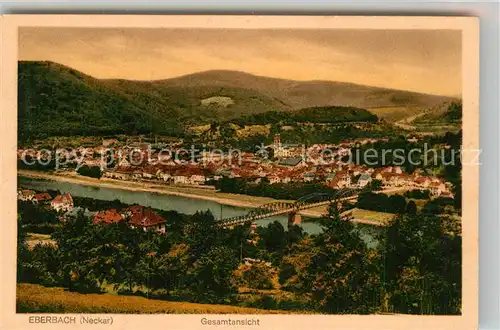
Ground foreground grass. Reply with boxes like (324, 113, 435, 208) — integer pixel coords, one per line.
(17, 283, 290, 314)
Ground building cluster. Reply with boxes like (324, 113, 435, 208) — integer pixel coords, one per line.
(92, 205, 167, 233)
(18, 190, 75, 212)
(17, 189, 167, 233)
(17, 135, 454, 198)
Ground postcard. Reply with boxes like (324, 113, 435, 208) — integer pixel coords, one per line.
(0, 15, 479, 330)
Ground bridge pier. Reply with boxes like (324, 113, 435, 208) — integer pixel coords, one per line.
(288, 212, 302, 228)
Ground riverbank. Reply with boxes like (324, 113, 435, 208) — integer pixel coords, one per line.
(18, 170, 388, 226)
(18, 170, 327, 217)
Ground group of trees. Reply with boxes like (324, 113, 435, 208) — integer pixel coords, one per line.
(18, 210, 235, 302)
(356, 191, 457, 216)
(357, 192, 416, 214)
(18, 200, 61, 234)
(217, 123, 398, 152)
(17, 206, 303, 305)
(76, 165, 103, 179)
(404, 189, 431, 199)
(228, 106, 378, 127)
(347, 131, 462, 175)
(279, 205, 461, 314)
(422, 197, 456, 215)
(215, 178, 341, 201)
(380, 212, 461, 314)
(17, 198, 462, 314)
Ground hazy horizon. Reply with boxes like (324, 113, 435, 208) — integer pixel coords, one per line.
(19, 28, 462, 97)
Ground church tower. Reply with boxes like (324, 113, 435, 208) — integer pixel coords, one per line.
(274, 134, 281, 151)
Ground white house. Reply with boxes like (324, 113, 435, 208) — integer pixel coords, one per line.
(18, 189, 35, 202)
(429, 182, 447, 197)
(357, 173, 372, 188)
(51, 193, 74, 213)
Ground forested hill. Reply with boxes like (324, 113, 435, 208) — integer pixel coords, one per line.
(18, 61, 451, 141)
(228, 106, 378, 126)
(160, 69, 453, 110)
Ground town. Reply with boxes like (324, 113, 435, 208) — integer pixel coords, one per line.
(15, 26, 464, 316)
(18, 134, 455, 198)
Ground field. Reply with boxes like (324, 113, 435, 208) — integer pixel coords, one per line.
(349, 208, 395, 224)
(17, 283, 291, 314)
(366, 106, 425, 122)
(25, 233, 56, 250)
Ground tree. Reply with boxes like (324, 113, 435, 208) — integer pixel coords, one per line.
(379, 212, 461, 314)
(357, 191, 390, 213)
(26, 244, 61, 286)
(388, 195, 407, 214)
(184, 210, 220, 262)
(261, 221, 287, 254)
(404, 189, 431, 200)
(234, 262, 275, 290)
(157, 244, 190, 296)
(297, 205, 381, 314)
(369, 179, 383, 191)
(52, 211, 104, 293)
(17, 215, 32, 283)
(190, 246, 239, 303)
(278, 237, 316, 292)
(405, 200, 417, 214)
(77, 165, 103, 179)
(286, 225, 306, 249)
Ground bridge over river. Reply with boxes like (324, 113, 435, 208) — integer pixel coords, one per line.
(217, 186, 411, 228)
(217, 189, 359, 228)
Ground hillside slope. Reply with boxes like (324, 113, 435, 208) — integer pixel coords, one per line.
(18, 61, 182, 140)
(18, 61, 453, 140)
(414, 101, 462, 124)
(161, 69, 454, 110)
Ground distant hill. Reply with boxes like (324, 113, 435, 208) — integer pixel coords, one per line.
(161, 69, 454, 110)
(18, 61, 454, 140)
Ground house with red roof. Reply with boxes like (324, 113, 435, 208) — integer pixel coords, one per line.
(17, 189, 35, 202)
(326, 171, 351, 188)
(429, 182, 447, 197)
(50, 193, 74, 213)
(33, 192, 52, 204)
(414, 176, 431, 188)
(93, 209, 124, 225)
(123, 205, 167, 234)
(393, 166, 403, 174)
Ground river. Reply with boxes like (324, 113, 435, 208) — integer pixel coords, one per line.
(18, 176, 382, 248)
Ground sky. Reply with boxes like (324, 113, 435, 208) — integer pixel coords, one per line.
(19, 28, 461, 96)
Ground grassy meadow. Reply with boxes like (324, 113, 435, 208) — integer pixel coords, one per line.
(17, 283, 291, 314)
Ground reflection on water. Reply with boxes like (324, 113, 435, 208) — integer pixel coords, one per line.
(18, 177, 382, 248)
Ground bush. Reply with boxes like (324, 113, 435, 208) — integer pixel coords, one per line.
(22, 223, 62, 235)
(404, 189, 431, 199)
(77, 165, 103, 179)
(233, 263, 275, 290)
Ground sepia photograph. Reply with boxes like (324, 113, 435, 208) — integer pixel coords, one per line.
(0, 15, 479, 330)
